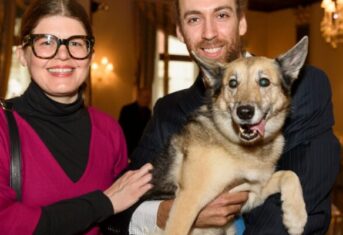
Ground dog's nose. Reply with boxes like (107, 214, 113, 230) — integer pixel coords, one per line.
(237, 105, 255, 120)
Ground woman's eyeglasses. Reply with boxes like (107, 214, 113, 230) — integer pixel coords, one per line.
(23, 34, 95, 60)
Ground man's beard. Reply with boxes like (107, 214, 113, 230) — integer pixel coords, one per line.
(186, 33, 242, 63)
(224, 36, 242, 62)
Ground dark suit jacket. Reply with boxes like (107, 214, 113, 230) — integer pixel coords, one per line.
(128, 65, 341, 234)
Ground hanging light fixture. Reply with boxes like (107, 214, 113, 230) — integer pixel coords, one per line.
(321, 0, 343, 48)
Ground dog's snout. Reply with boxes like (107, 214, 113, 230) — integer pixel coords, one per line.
(237, 105, 255, 120)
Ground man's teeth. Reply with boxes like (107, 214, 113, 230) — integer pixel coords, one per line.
(48, 68, 73, 73)
(204, 47, 221, 53)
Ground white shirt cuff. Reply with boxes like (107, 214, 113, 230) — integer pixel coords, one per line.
(129, 200, 161, 235)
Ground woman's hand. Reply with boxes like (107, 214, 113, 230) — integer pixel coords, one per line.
(157, 191, 248, 229)
(104, 163, 153, 214)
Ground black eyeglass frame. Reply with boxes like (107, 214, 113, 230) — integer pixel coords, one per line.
(22, 34, 95, 60)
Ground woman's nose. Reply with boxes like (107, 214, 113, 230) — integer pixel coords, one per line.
(55, 44, 70, 60)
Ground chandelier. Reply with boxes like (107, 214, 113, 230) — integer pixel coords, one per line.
(321, 0, 343, 48)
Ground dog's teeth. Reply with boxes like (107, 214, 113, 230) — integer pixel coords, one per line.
(239, 128, 259, 141)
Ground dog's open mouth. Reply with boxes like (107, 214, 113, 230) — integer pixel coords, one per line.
(239, 119, 266, 141)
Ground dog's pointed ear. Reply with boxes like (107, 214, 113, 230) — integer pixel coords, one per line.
(276, 36, 309, 87)
(191, 51, 225, 88)
(243, 51, 254, 58)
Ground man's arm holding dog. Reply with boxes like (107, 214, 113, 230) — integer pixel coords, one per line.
(129, 191, 247, 233)
(243, 66, 341, 234)
(157, 192, 248, 229)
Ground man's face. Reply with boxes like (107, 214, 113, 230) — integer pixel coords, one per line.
(177, 0, 247, 63)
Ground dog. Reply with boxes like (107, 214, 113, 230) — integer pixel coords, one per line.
(146, 36, 309, 235)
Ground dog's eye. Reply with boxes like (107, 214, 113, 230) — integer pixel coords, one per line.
(228, 79, 238, 88)
(259, 78, 270, 87)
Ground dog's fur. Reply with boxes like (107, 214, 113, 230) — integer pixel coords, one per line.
(146, 36, 309, 235)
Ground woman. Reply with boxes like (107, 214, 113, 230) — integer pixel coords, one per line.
(0, 0, 152, 234)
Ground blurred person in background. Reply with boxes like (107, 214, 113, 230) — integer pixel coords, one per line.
(119, 88, 152, 157)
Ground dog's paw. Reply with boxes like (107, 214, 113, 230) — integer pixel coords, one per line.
(282, 200, 307, 235)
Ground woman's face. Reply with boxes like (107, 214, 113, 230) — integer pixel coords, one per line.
(18, 15, 92, 104)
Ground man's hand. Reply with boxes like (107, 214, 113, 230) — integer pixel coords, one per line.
(156, 191, 249, 229)
(195, 191, 248, 227)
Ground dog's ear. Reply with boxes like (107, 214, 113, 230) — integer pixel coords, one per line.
(243, 51, 254, 58)
(191, 51, 225, 89)
(276, 36, 309, 88)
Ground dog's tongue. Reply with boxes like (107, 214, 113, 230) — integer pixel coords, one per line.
(250, 120, 266, 136)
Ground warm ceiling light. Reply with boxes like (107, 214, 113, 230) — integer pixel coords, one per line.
(321, 0, 343, 48)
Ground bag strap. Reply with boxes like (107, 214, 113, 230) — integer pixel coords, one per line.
(0, 98, 22, 201)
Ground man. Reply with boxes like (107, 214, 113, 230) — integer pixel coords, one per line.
(119, 88, 152, 156)
(128, 0, 341, 234)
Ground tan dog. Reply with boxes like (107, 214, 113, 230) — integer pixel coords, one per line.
(147, 36, 309, 235)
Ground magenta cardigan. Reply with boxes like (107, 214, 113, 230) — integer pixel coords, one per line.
(0, 107, 128, 234)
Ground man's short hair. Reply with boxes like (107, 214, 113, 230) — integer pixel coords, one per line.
(174, 0, 247, 24)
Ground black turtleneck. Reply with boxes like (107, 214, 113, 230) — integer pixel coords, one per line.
(11, 81, 90, 182)
(9, 82, 113, 234)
